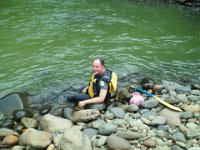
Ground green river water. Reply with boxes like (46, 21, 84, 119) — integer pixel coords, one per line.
(0, 0, 200, 98)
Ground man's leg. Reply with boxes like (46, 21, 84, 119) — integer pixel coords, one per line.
(67, 93, 91, 103)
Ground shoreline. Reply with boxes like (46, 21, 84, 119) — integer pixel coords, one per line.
(0, 74, 199, 149)
(160, 0, 200, 8)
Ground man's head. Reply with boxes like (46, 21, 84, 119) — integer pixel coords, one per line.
(92, 57, 105, 75)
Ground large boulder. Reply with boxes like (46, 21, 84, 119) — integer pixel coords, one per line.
(19, 128, 52, 148)
(40, 114, 74, 133)
(72, 109, 100, 122)
(58, 128, 92, 150)
(0, 93, 29, 115)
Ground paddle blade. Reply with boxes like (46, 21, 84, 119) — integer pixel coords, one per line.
(154, 96, 182, 112)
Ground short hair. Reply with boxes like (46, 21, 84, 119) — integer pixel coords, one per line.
(93, 57, 105, 65)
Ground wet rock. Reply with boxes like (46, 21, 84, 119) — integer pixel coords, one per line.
(117, 130, 140, 140)
(53, 134, 62, 147)
(182, 104, 200, 112)
(172, 129, 187, 143)
(176, 141, 186, 148)
(169, 90, 177, 97)
(192, 84, 200, 90)
(13, 109, 33, 122)
(40, 114, 74, 133)
(187, 95, 200, 102)
(107, 135, 131, 150)
(0, 135, 19, 148)
(194, 112, 200, 118)
(14, 124, 24, 134)
(142, 98, 159, 109)
(141, 116, 151, 125)
(82, 128, 98, 139)
(151, 116, 167, 126)
(125, 104, 139, 112)
(58, 127, 92, 150)
(176, 94, 189, 103)
(98, 123, 117, 136)
(62, 107, 73, 120)
(1, 120, 15, 129)
(156, 138, 173, 146)
(157, 125, 170, 131)
(12, 145, 26, 150)
(112, 118, 128, 128)
(28, 95, 45, 104)
(190, 90, 200, 96)
(164, 97, 180, 104)
(154, 145, 171, 150)
(152, 84, 165, 94)
(93, 135, 107, 147)
(157, 130, 167, 137)
(188, 147, 200, 150)
(21, 117, 38, 129)
(0, 93, 29, 115)
(143, 137, 157, 148)
(0, 128, 19, 137)
(103, 111, 114, 120)
(162, 80, 191, 93)
(172, 145, 185, 150)
(141, 110, 157, 119)
(180, 111, 194, 119)
(159, 108, 181, 127)
(39, 104, 52, 115)
(185, 122, 200, 138)
(162, 93, 170, 99)
(85, 103, 105, 111)
(176, 85, 191, 93)
(110, 107, 126, 119)
(162, 80, 177, 91)
(91, 119, 106, 129)
(47, 144, 55, 150)
(128, 119, 150, 130)
(116, 87, 131, 101)
(72, 109, 100, 122)
(19, 128, 52, 148)
(161, 89, 168, 94)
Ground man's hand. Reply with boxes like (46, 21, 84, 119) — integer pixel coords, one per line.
(78, 101, 87, 108)
(82, 86, 88, 94)
(78, 89, 107, 109)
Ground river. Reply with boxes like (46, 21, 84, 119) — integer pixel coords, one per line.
(0, 0, 200, 98)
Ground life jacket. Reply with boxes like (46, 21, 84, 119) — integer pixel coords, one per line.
(88, 70, 117, 98)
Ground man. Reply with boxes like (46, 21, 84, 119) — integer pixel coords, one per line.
(67, 57, 117, 109)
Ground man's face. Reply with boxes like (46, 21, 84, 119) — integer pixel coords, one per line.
(93, 59, 104, 75)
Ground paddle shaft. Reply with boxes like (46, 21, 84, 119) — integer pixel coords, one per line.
(135, 87, 154, 97)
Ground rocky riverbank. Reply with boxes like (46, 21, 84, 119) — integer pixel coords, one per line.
(160, 0, 200, 8)
(0, 74, 200, 150)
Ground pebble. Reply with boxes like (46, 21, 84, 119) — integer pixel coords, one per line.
(107, 135, 131, 150)
(98, 123, 118, 135)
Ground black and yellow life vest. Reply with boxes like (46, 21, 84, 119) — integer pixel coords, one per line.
(88, 70, 117, 98)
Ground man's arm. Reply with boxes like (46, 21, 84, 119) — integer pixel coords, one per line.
(78, 89, 107, 108)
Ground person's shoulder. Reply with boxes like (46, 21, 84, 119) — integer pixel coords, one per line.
(105, 69, 112, 76)
(101, 69, 111, 83)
